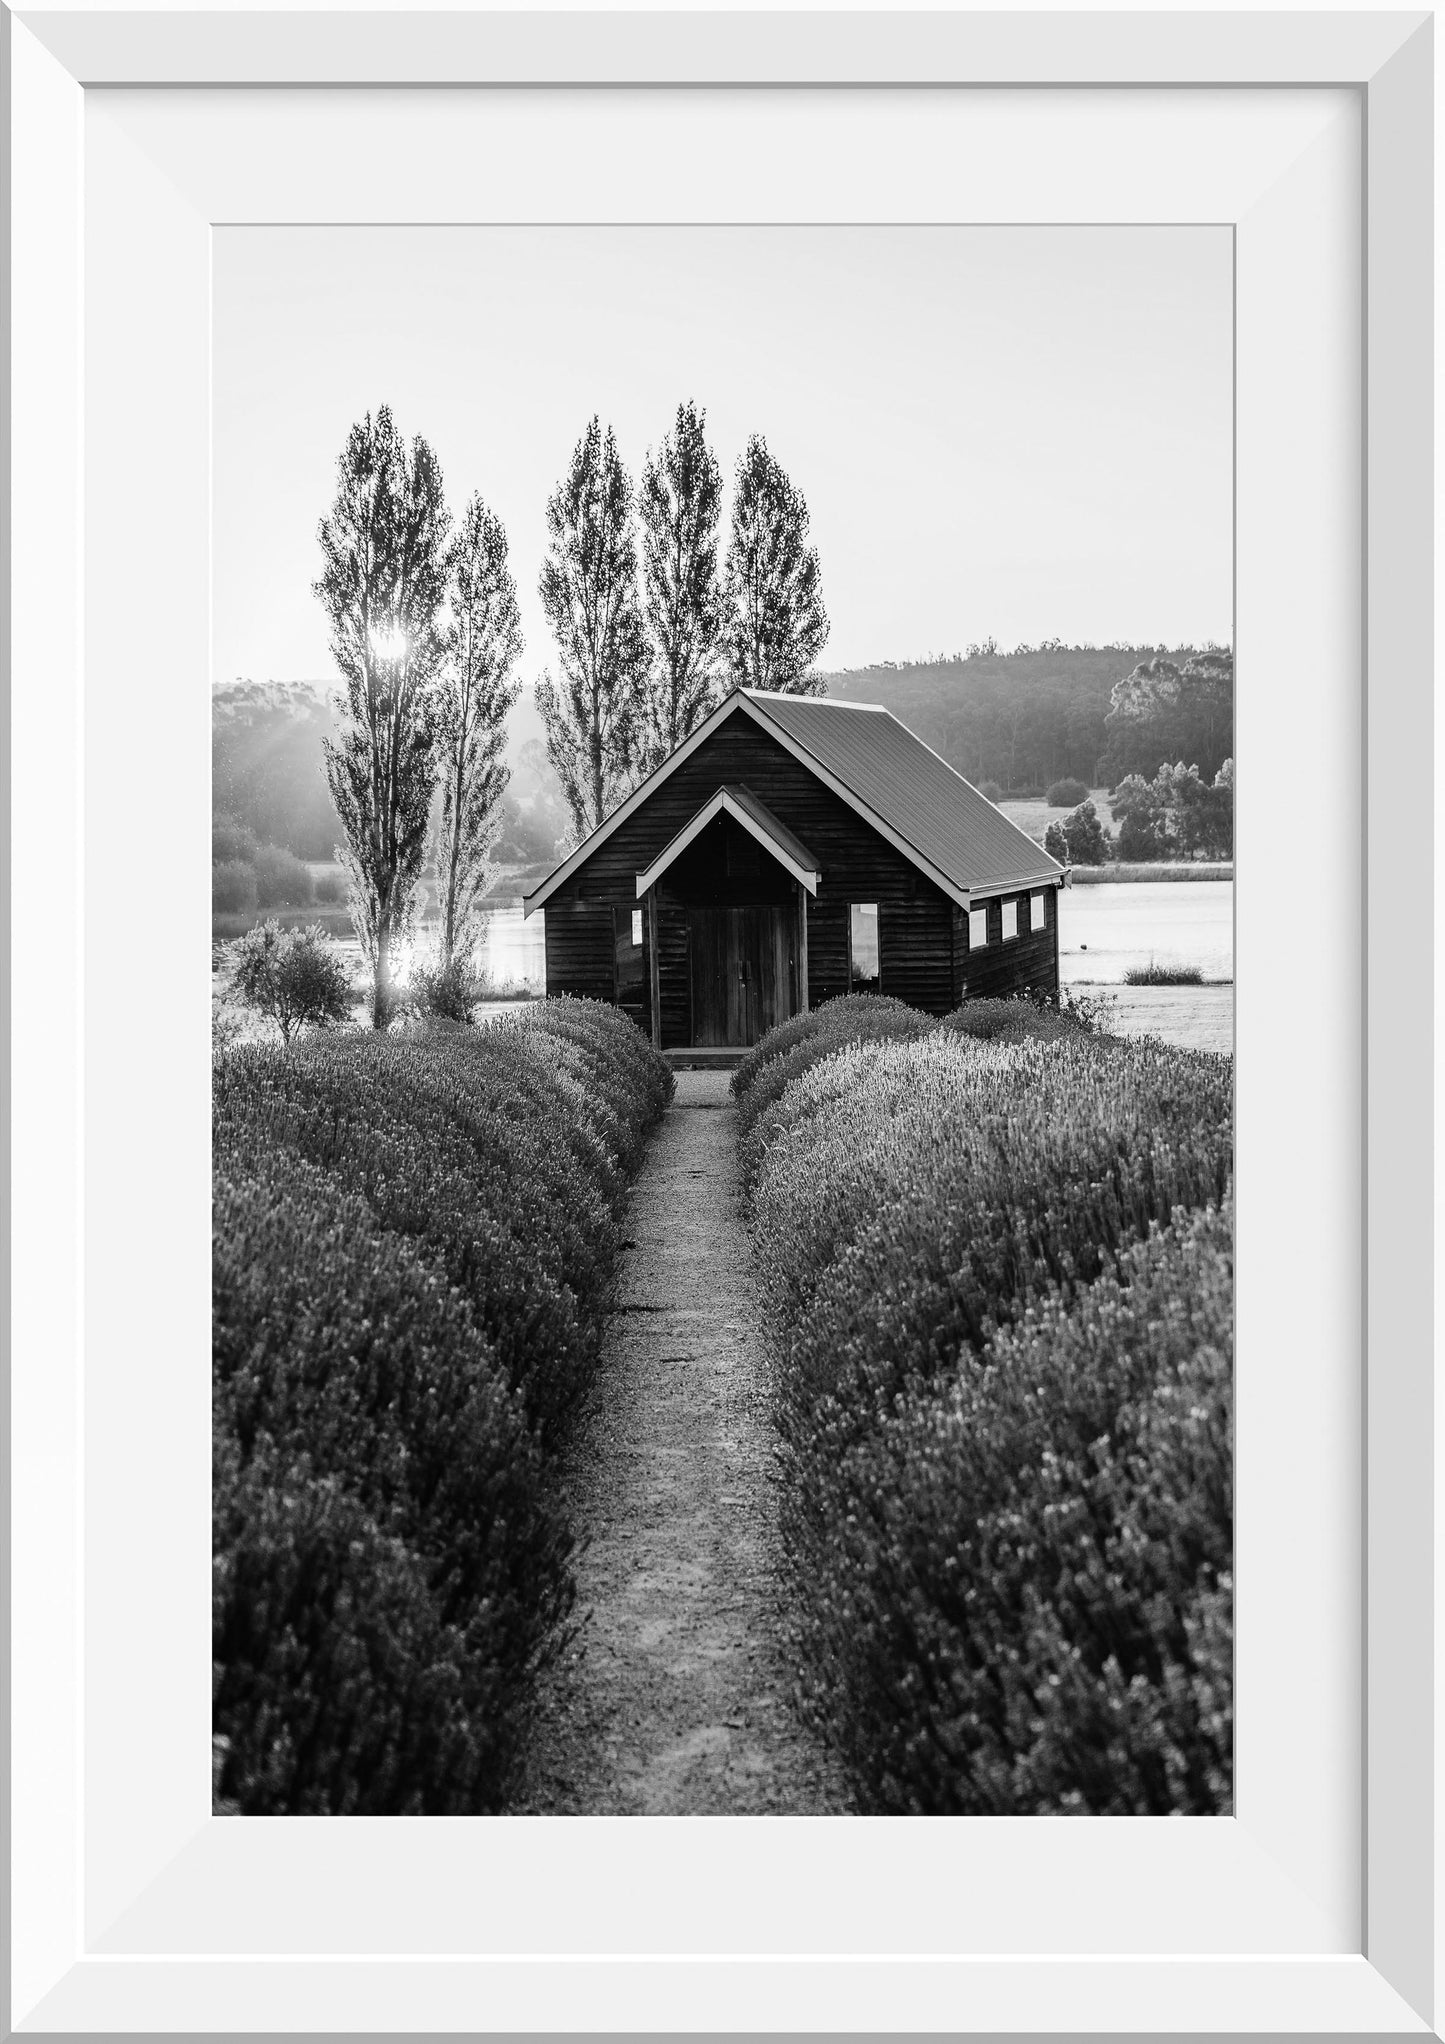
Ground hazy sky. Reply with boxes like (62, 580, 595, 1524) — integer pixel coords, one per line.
(214, 225, 1231, 751)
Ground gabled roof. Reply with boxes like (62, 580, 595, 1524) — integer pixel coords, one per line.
(750, 691, 1063, 898)
(635, 784, 821, 898)
(523, 687, 1061, 915)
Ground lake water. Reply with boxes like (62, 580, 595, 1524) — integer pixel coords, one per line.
(479, 905, 547, 990)
(1059, 881, 1233, 984)
(478, 880, 1234, 994)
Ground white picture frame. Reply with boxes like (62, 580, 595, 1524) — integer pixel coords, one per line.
(6, 8, 1434, 2036)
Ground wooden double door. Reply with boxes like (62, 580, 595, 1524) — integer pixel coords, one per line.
(688, 904, 796, 1047)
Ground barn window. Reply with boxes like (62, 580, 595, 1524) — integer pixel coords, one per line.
(1031, 892, 1047, 933)
(1002, 899, 1018, 941)
(849, 903, 880, 993)
(968, 906, 988, 949)
(614, 903, 644, 1006)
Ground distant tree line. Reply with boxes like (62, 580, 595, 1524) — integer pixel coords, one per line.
(1044, 762, 1234, 868)
(825, 643, 1233, 797)
(1111, 758, 1234, 861)
(212, 812, 347, 916)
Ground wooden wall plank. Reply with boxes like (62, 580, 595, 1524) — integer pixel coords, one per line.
(797, 881, 810, 1013)
(645, 886, 661, 1049)
(544, 898, 613, 1005)
(955, 885, 1059, 1001)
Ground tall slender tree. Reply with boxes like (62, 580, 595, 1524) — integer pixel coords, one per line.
(315, 407, 450, 1027)
(721, 434, 830, 694)
(535, 417, 649, 839)
(638, 401, 723, 773)
(432, 494, 523, 971)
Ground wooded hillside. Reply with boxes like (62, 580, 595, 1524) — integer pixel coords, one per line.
(823, 643, 1229, 794)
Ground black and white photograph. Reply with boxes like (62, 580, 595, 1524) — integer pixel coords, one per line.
(211, 223, 1234, 1819)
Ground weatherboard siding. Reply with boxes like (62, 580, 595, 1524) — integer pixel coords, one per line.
(952, 887, 1059, 1003)
(881, 895, 954, 1013)
(542, 717, 1054, 1032)
(543, 900, 614, 1007)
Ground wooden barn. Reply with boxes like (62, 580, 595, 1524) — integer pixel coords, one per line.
(523, 687, 1066, 1055)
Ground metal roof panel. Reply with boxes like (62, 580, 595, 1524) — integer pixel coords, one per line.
(743, 689, 1063, 894)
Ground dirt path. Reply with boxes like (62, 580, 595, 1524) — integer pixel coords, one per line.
(511, 1069, 848, 1815)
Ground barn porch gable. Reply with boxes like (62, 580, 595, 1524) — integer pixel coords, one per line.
(636, 784, 820, 899)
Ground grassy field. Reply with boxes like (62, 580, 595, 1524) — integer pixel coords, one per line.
(1098, 984, 1233, 1053)
(999, 785, 1120, 842)
(1071, 861, 1233, 884)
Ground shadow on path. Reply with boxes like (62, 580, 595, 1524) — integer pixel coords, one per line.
(511, 1070, 848, 1814)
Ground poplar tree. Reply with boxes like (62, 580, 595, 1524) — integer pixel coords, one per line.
(433, 494, 523, 971)
(638, 401, 723, 773)
(535, 417, 649, 839)
(315, 407, 450, 1027)
(721, 434, 830, 694)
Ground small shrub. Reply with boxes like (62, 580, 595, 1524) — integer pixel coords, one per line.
(732, 995, 935, 1188)
(1058, 799, 1111, 866)
(1043, 819, 1068, 864)
(410, 957, 481, 1024)
(253, 843, 315, 909)
(212, 859, 258, 915)
(752, 1031, 1232, 1431)
(731, 1008, 825, 1100)
(213, 1158, 570, 1813)
(1059, 983, 1118, 1034)
(977, 779, 1004, 804)
(939, 994, 1086, 1045)
(1046, 776, 1089, 807)
(1123, 959, 1205, 986)
(215, 1433, 533, 1816)
(512, 998, 675, 1174)
(224, 921, 354, 1046)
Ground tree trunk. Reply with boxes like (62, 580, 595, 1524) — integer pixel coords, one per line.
(440, 856, 458, 972)
(374, 921, 392, 1029)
